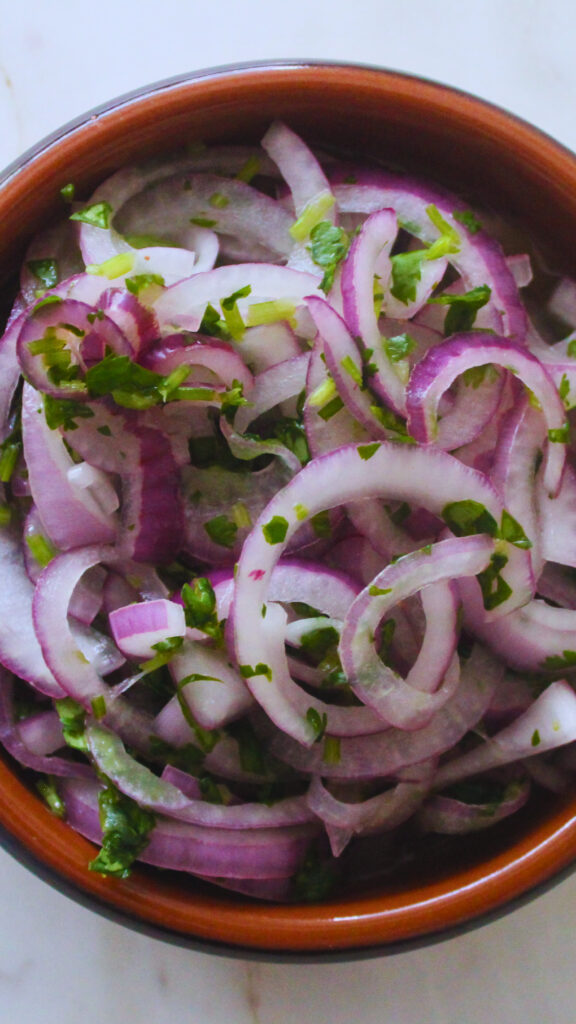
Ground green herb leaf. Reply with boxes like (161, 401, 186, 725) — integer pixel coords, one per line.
(323, 735, 341, 765)
(429, 284, 491, 335)
(204, 514, 238, 549)
(308, 221, 349, 293)
(262, 515, 289, 545)
(27, 258, 59, 289)
(89, 782, 155, 879)
(300, 625, 340, 662)
(453, 209, 482, 234)
(368, 584, 392, 597)
(239, 663, 273, 681)
(541, 650, 576, 672)
(385, 333, 416, 363)
(442, 499, 498, 538)
(60, 182, 75, 203)
(306, 706, 328, 742)
(70, 201, 113, 229)
(36, 776, 65, 818)
(357, 442, 381, 461)
(499, 510, 532, 549)
(390, 250, 425, 305)
(548, 423, 570, 443)
(124, 273, 165, 295)
(43, 393, 95, 431)
(181, 578, 222, 642)
(477, 552, 512, 611)
(55, 697, 88, 752)
(310, 510, 331, 538)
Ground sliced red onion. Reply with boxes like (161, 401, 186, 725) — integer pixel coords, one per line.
(419, 777, 531, 834)
(233, 441, 524, 745)
(340, 209, 407, 413)
(22, 384, 117, 549)
(307, 765, 433, 855)
(17, 298, 131, 397)
(61, 778, 316, 879)
(435, 681, 576, 787)
(332, 171, 527, 340)
(109, 598, 186, 659)
(339, 538, 492, 729)
(234, 352, 310, 434)
(407, 335, 566, 496)
(168, 641, 253, 730)
(266, 643, 502, 779)
(154, 264, 322, 333)
(308, 296, 390, 439)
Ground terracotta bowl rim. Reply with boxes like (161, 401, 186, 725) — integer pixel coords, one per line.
(2, 59, 576, 960)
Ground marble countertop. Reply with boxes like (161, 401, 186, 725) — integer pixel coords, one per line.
(1, 1, 576, 1020)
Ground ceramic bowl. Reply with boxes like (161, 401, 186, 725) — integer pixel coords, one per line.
(1, 60, 576, 961)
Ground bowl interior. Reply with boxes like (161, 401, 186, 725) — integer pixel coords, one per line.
(1, 62, 576, 958)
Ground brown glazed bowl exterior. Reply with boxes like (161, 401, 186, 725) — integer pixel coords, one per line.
(2, 61, 576, 960)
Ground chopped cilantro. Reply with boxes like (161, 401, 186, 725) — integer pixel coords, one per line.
(357, 442, 381, 461)
(89, 782, 155, 879)
(499, 510, 532, 549)
(559, 374, 571, 405)
(429, 284, 491, 335)
(27, 258, 58, 289)
(245, 299, 297, 328)
(548, 423, 570, 443)
(25, 532, 57, 568)
(453, 209, 482, 234)
(236, 155, 260, 183)
(70, 201, 113, 229)
(308, 221, 349, 292)
(390, 208, 460, 305)
(125, 273, 165, 295)
(43, 393, 94, 431)
(306, 706, 328, 742)
(36, 776, 65, 818)
(59, 182, 75, 203)
(323, 735, 341, 765)
(190, 216, 217, 228)
(290, 193, 336, 243)
(220, 285, 251, 341)
(340, 354, 363, 387)
(239, 663, 273, 681)
(385, 332, 416, 363)
(442, 499, 498, 538)
(209, 191, 229, 209)
(90, 695, 107, 720)
(310, 510, 331, 538)
(567, 338, 576, 359)
(317, 395, 344, 421)
(477, 552, 512, 611)
(181, 578, 222, 642)
(368, 584, 392, 597)
(541, 650, 576, 672)
(204, 514, 238, 549)
(300, 625, 340, 662)
(0, 429, 22, 482)
(262, 515, 289, 545)
(390, 250, 426, 305)
(55, 697, 87, 752)
(531, 729, 541, 747)
(292, 848, 337, 902)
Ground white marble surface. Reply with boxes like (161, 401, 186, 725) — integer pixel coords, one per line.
(1, 1, 576, 1020)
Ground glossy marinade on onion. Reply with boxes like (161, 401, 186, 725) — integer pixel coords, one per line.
(1, 121, 576, 899)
